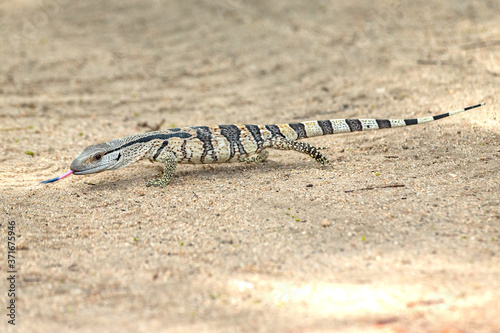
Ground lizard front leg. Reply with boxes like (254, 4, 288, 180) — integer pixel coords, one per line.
(146, 151, 177, 187)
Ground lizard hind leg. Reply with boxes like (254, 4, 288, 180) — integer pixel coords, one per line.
(146, 152, 178, 188)
(242, 149, 269, 163)
(269, 137, 333, 168)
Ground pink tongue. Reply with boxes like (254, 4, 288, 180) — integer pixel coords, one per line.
(58, 170, 74, 180)
(40, 170, 75, 184)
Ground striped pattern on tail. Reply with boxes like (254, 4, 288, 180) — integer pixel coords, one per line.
(273, 103, 484, 140)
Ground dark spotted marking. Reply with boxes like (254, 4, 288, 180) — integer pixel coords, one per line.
(105, 132, 192, 155)
(219, 125, 247, 160)
(180, 139, 188, 162)
(265, 124, 286, 138)
(345, 119, 363, 132)
(464, 104, 481, 111)
(153, 140, 169, 160)
(169, 128, 182, 132)
(191, 126, 217, 163)
(245, 124, 264, 151)
(433, 113, 449, 120)
(404, 118, 418, 125)
(317, 120, 333, 135)
(376, 119, 392, 129)
(289, 123, 307, 139)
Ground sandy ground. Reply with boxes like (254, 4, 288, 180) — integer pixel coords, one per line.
(0, 0, 499, 332)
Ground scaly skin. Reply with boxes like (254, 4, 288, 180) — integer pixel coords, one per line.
(64, 103, 484, 187)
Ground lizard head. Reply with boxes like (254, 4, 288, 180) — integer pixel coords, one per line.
(70, 139, 127, 175)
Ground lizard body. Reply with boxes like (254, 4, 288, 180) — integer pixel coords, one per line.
(45, 103, 484, 187)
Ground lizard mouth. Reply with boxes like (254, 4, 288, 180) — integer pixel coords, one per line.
(72, 169, 100, 175)
(71, 167, 106, 175)
(71, 162, 118, 175)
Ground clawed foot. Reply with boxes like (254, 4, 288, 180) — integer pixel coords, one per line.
(146, 176, 171, 188)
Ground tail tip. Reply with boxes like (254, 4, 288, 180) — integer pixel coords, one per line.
(464, 102, 485, 111)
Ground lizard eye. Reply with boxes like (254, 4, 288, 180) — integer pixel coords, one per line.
(94, 153, 103, 161)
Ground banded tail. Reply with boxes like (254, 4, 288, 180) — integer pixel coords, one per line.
(276, 103, 485, 140)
